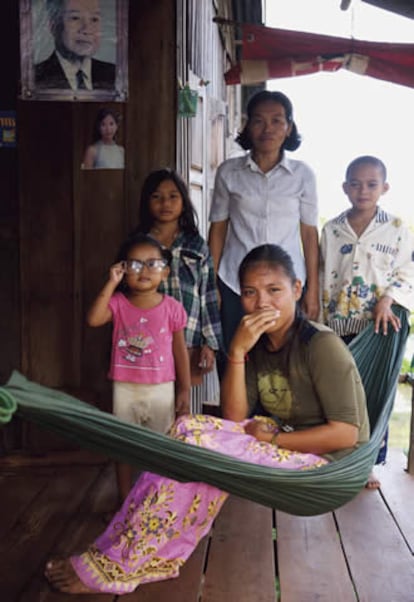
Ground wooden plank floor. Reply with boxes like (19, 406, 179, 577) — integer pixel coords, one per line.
(0, 449, 413, 601)
(277, 450, 414, 602)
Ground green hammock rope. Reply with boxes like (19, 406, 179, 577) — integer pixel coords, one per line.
(0, 308, 409, 516)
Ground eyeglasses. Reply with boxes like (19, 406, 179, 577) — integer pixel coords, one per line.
(122, 258, 168, 273)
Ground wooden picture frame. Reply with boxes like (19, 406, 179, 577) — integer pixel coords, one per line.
(19, 0, 128, 101)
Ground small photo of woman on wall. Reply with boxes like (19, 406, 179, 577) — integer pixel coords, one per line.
(82, 107, 125, 169)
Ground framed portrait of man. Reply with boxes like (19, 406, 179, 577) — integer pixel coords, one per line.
(20, 0, 128, 101)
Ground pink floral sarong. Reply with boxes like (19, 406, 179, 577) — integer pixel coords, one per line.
(71, 414, 327, 594)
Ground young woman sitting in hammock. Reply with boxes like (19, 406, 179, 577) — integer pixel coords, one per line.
(45, 244, 370, 595)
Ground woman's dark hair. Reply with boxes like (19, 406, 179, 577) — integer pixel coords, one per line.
(238, 244, 306, 375)
(92, 108, 120, 143)
(115, 232, 172, 293)
(236, 90, 301, 152)
(137, 168, 198, 235)
(239, 243, 297, 286)
(345, 155, 387, 182)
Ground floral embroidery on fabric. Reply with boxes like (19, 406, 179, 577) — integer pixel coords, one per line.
(182, 494, 202, 529)
(109, 482, 178, 562)
(71, 415, 327, 594)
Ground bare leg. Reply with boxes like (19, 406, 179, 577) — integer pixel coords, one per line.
(116, 462, 133, 503)
(45, 559, 98, 594)
(365, 470, 381, 489)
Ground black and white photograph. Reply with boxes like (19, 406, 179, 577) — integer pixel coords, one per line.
(20, 0, 128, 101)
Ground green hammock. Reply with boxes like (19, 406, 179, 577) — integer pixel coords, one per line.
(0, 308, 409, 516)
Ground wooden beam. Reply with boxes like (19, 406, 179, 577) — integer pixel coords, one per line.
(361, 0, 414, 20)
(407, 374, 414, 474)
(399, 373, 414, 474)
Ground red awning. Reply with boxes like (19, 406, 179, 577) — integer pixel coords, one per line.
(225, 23, 414, 89)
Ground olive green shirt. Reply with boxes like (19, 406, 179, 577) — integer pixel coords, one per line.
(246, 322, 370, 461)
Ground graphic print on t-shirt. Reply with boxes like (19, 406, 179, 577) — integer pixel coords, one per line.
(257, 370, 292, 420)
(116, 316, 157, 364)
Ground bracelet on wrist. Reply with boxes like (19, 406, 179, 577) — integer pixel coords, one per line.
(226, 353, 248, 365)
(270, 432, 279, 446)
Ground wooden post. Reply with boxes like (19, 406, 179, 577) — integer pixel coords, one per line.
(404, 374, 414, 474)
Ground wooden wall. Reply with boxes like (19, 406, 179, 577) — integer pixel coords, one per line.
(0, 0, 176, 452)
(0, 2, 20, 387)
(0, 2, 21, 453)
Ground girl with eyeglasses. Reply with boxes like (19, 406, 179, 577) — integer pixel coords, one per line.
(87, 232, 191, 502)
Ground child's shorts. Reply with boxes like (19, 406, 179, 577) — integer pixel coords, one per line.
(113, 381, 175, 434)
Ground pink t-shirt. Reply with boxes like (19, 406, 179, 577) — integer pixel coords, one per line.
(108, 293, 187, 384)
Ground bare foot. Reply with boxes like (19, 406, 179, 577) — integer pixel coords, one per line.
(45, 558, 98, 594)
(365, 470, 381, 490)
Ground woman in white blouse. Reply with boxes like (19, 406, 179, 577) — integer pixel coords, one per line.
(208, 90, 319, 353)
